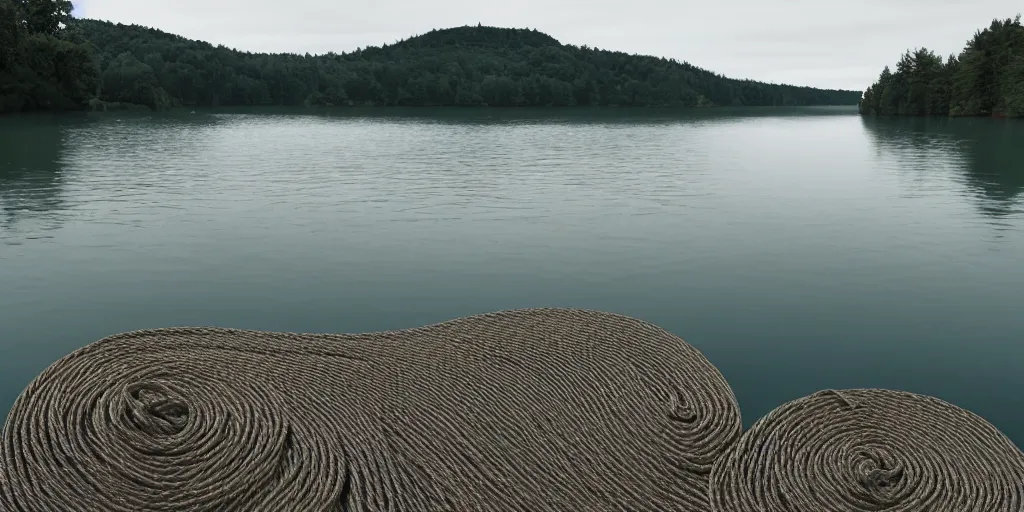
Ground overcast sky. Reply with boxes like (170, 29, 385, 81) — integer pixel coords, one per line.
(74, 0, 1021, 91)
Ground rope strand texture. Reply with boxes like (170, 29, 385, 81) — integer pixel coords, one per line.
(0, 308, 742, 511)
(709, 388, 1024, 512)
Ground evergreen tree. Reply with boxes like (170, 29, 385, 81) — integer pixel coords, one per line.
(861, 15, 1024, 117)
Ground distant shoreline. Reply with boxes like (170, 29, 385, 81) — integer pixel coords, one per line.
(2, 104, 862, 119)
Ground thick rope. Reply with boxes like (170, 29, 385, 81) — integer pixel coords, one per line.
(0, 308, 742, 511)
(709, 388, 1024, 512)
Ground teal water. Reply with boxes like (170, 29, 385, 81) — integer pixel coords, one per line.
(1, 107, 1022, 445)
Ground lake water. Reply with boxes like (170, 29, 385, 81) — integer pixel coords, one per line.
(1, 107, 1022, 446)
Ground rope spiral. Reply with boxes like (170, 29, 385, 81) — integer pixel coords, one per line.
(709, 388, 1024, 512)
(0, 308, 741, 511)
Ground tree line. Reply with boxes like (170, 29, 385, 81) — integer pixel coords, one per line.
(860, 15, 1024, 117)
(2, 0, 862, 113)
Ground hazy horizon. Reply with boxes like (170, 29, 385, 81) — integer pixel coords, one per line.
(74, 0, 1021, 92)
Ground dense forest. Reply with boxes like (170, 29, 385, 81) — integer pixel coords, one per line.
(0, 0, 98, 112)
(2, 0, 861, 113)
(860, 15, 1024, 117)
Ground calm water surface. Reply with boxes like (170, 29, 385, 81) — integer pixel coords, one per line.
(1, 107, 1022, 445)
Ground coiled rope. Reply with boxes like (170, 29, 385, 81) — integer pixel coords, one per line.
(0, 308, 742, 511)
(709, 388, 1024, 511)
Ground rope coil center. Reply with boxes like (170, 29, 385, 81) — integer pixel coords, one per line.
(125, 381, 191, 436)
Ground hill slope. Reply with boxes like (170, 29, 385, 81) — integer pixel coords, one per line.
(73, 20, 861, 110)
(2, 0, 862, 113)
(860, 15, 1024, 117)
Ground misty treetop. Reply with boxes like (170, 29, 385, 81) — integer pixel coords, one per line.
(2, 1, 862, 113)
(860, 15, 1024, 117)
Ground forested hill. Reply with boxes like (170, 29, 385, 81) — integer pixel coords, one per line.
(2, 2, 861, 113)
(860, 15, 1024, 117)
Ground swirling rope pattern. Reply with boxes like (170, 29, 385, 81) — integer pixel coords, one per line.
(710, 388, 1024, 512)
(0, 308, 742, 511)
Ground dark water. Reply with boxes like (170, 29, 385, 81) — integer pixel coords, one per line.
(2, 107, 1022, 445)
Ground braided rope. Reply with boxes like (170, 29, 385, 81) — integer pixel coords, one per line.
(0, 308, 741, 511)
(709, 388, 1024, 511)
